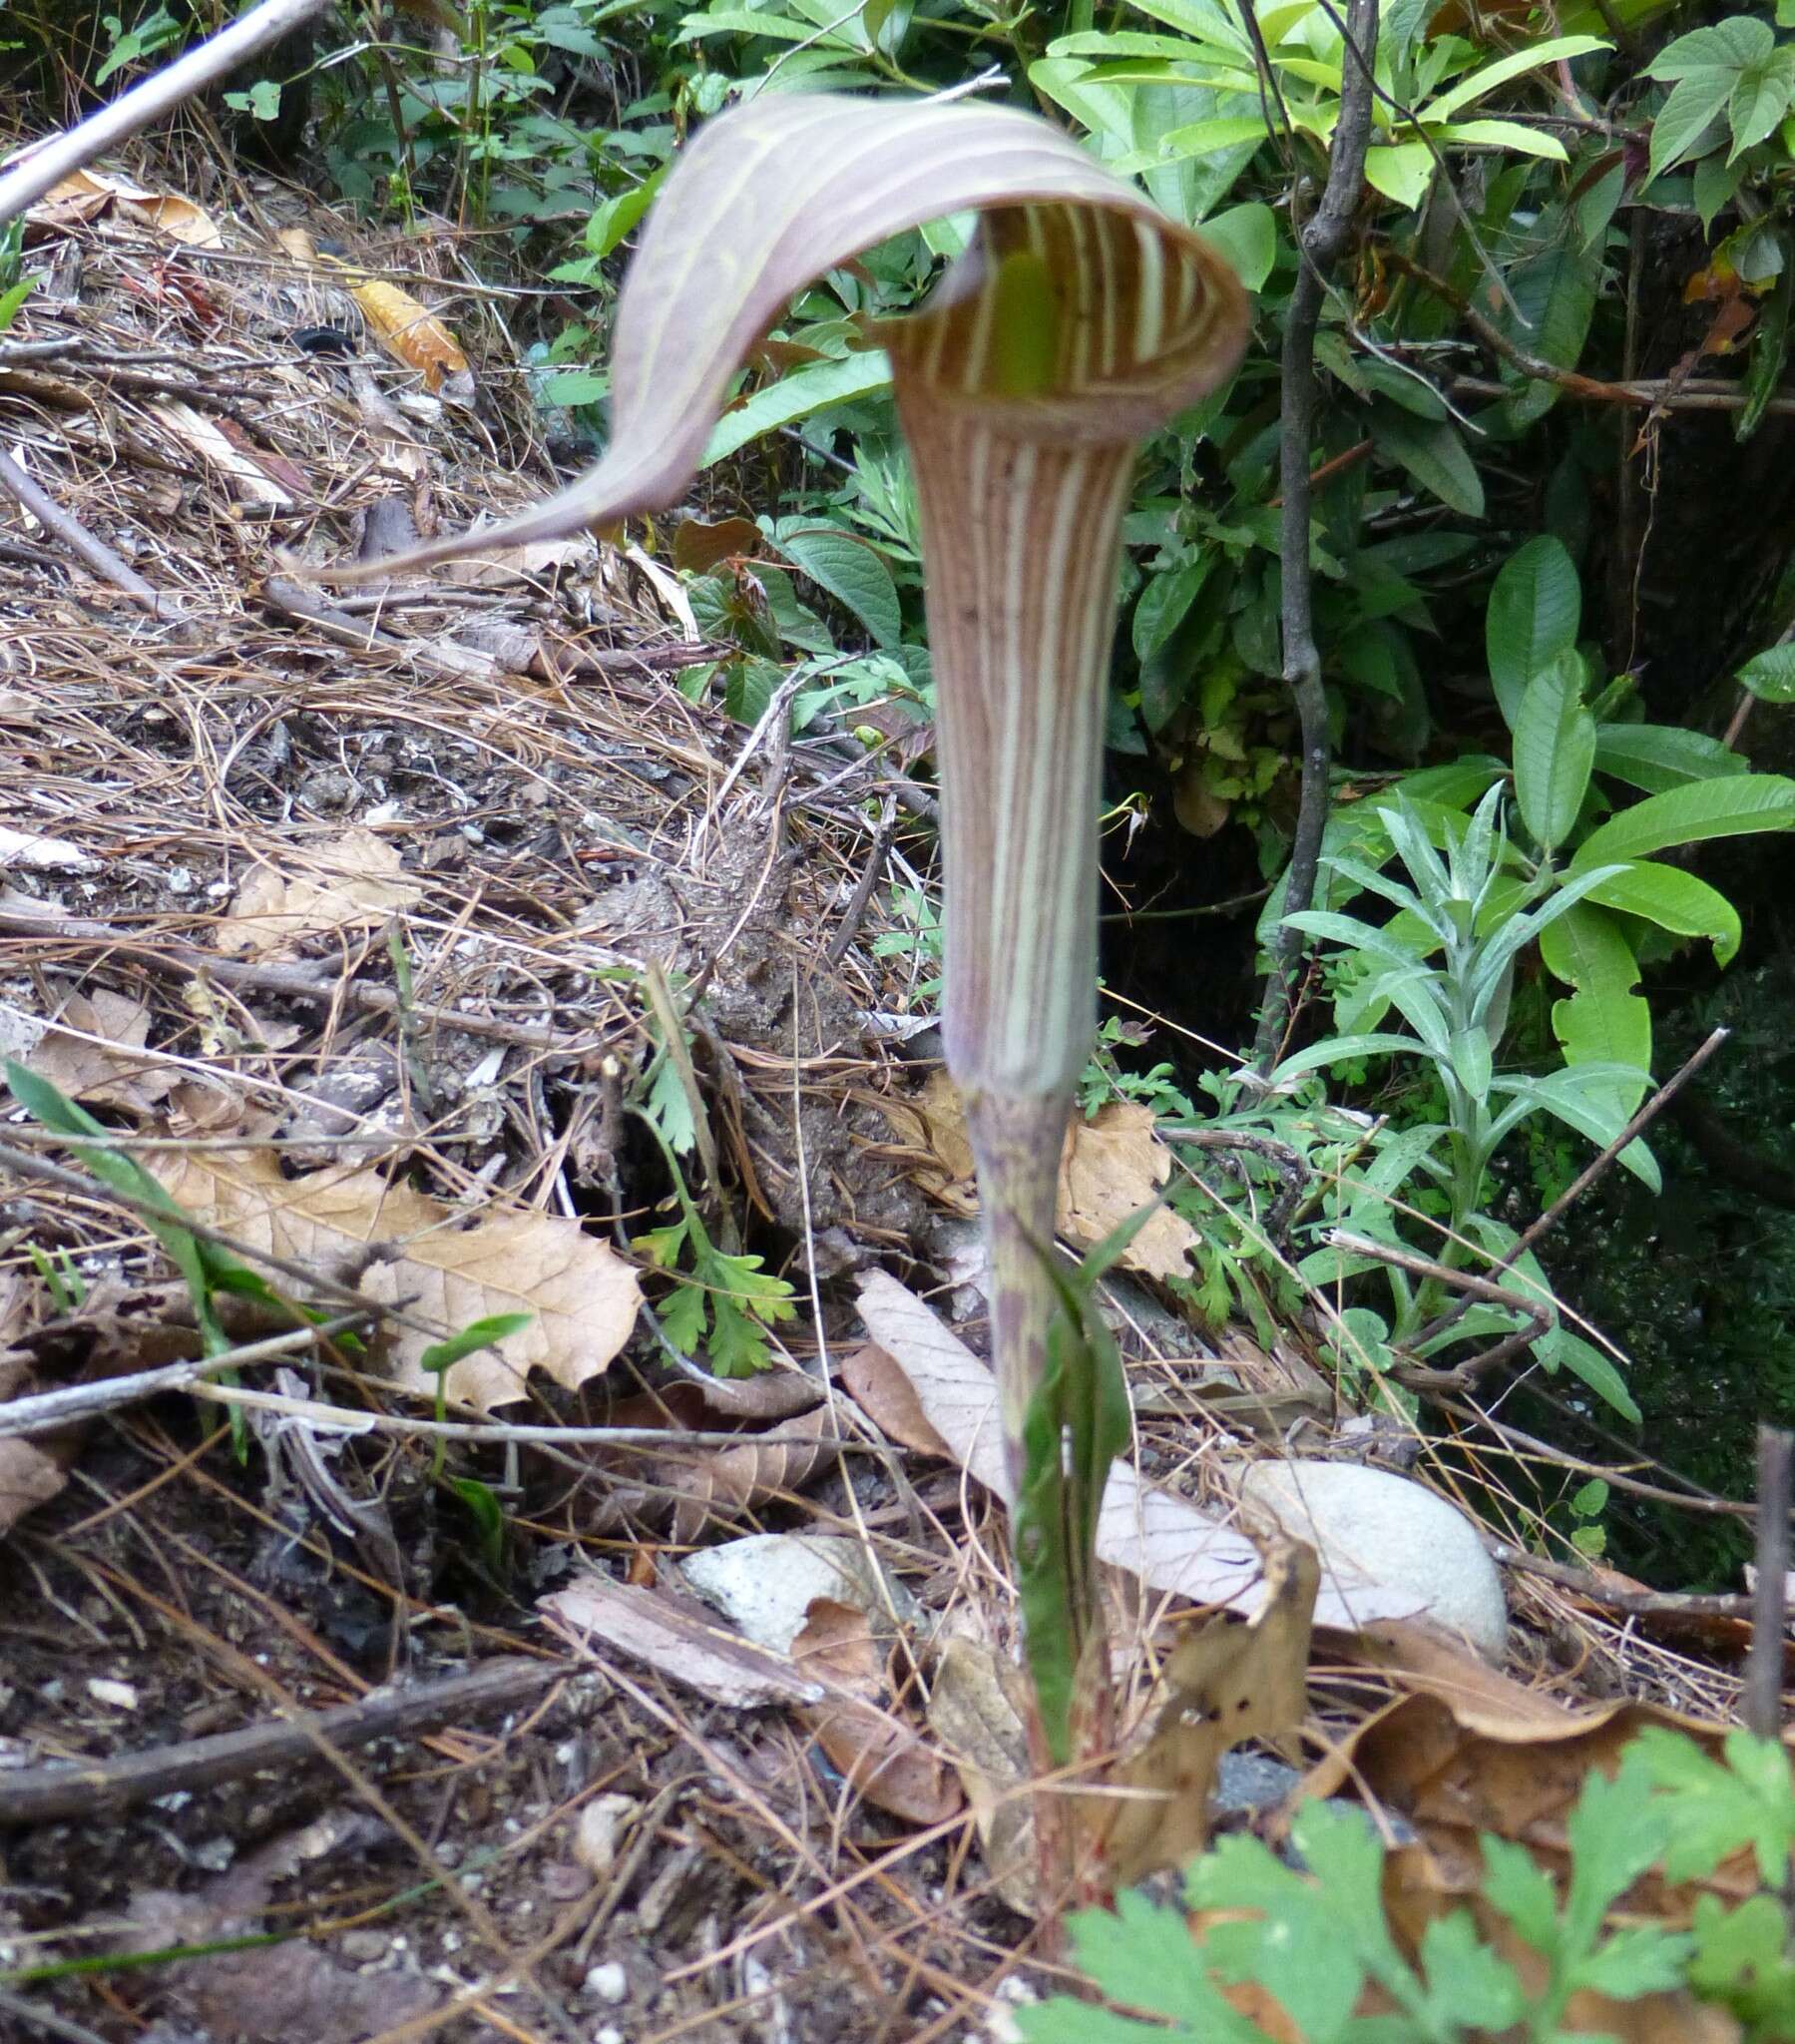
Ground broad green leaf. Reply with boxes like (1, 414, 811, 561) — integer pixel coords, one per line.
(1645, 17, 1774, 78)
(1693, 150, 1746, 232)
(1363, 141, 1434, 210)
(1570, 773, 1795, 869)
(1042, 1892, 1263, 2039)
(1150, 114, 1279, 158)
(584, 169, 668, 259)
(1265, 1030, 1431, 1084)
(1417, 1912, 1527, 2030)
(1538, 896, 1638, 998)
(1050, 29, 1226, 59)
(769, 524, 902, 648)
(1514, 650, 1595, 850)
(1448, 1025, 1493, 1100)
(1542, 903, 1650, 1121)
(419, 1311, 535, 1373)
(1495, 233, 1601, 427)
(1740, 248, 1792, 440)
(1539, 900, 1648, 1086)
(1581, 861, 1741, 964)
(1593, 721, 1747, 792)
(1543, 1325, 1640, 1420)
(1728, 46, 1795, 157)
(1490, 1066, 1660, 1189)
(1565, 1766, 1673, 1941)
(1190, 1818, 1380, 2043)
(1573, 1924, 1697, 2000)
(703, 349, 894, 466)
(1199, 201, 1277, 289)
(1649, 68, 1736, 180)
(1487, 535, 1579, 728)
(1374, 410, 1484, 516)
(1431, 117, 1570, 160)
(1133, 556, 1213, 660)
(1737, 640, 1795, 702)
(1422, 34, 1609, 122)
(1632, 1727, 1795, 1886)
(679, 6, 853, 40)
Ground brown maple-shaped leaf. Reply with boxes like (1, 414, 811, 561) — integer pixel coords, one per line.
(215, 828, 423, 959)
(154, 1150, 640, 1413)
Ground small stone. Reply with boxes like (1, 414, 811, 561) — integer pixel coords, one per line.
(1237, 1458, 1507, 1659)
(339, 1930, 390, 1963)
(584, 1961, 629, 2006)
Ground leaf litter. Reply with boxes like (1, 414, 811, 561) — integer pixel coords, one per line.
(0, 106, 1784, 2044)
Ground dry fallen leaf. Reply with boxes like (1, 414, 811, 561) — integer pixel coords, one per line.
(884, 1075, 1201, 1283)
(838, 1340, 953, 1458)
(1056, 1100, 1205, 1285)
(153, 1150, 640, 1412)
(215, 828, 423, 958)
(31, 168, 223, 247)
(928, 1633, 1036, 1912)
(441, 537, 599, 586)
(25, 987, 179, 1113)
(858, 1270, 1438, 1634)
(150, 401, 291, 506)
(0, 822, 100, 873)
(664, 1428, 837, 1545)
(0, 1278, 70, 1539)
(343, 273, 473, 399)
(1104, 1537, 1318, 1883)
(793, 1599, 964, 1826)
(540, 1575, 826, 1708)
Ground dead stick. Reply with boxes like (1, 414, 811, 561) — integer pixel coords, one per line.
(1492, 1543, 1757, 1621)
(0, 452, 164, 610)
(0, 901, 620, 1054)
(0, 0, 332, 225)
(0, 1658, 561, 1825)
(0, 1313, 368, 1438)
(1744, 1426, 1792, 1741)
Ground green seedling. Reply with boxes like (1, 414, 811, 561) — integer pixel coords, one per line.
(632, 1111, 795, 1378)
(418, 1311, 534, 1483)
(1021, 1727, 1795, 2043)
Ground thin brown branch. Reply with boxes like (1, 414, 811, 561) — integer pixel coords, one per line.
(1492, 1543, 1757, 1620)
(1444, 1398, 1759, 1518)
(0, 1313, 369, 1437)
(0, 898, 622, 1054)
(0, 451, 166, 611)
(1326, 1230, 1553, 1390)
(0, 0, 333, 225)
(1445, 371, 1795, 418)
(1253, 0, 1379, 1071)
(0, 1657, 562, 1826)
(1745, 1426, 1793, 1741)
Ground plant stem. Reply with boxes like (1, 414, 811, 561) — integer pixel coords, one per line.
(899, 404, 1137, 1472)
(1254, 0, 1380, 1071)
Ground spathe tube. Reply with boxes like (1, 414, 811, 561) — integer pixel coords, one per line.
(328, 89, 1250, 1482)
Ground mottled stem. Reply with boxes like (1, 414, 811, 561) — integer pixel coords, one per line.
(897, 398, 1136, 1467)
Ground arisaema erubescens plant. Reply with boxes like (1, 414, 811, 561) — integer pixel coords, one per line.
(326, 91, 1249, 1851)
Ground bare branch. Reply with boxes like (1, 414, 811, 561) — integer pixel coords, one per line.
(0, 0, 332, 227)
(1253, 0, 1379, 1070)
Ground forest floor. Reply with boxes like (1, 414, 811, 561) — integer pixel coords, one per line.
(0, 132, 1782, 2044)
